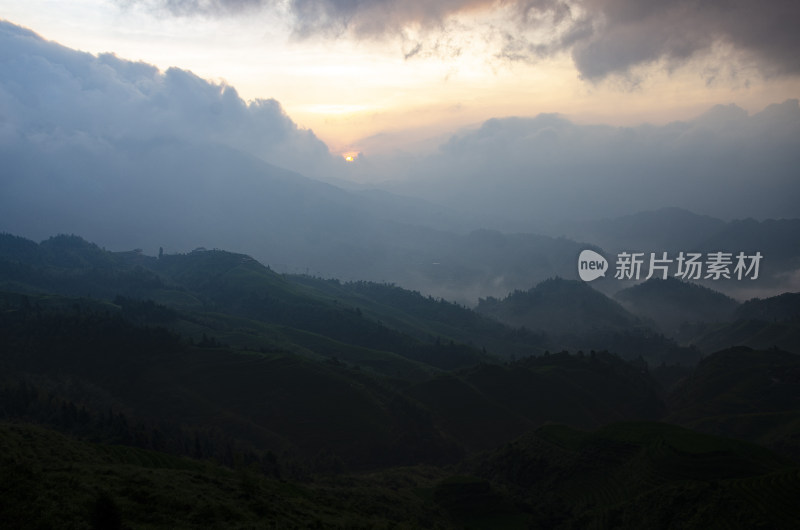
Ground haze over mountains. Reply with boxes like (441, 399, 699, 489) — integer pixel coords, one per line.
(372, 102, 800, 228)
(2, 7, 800, 529)
(2, 19, 800, 304)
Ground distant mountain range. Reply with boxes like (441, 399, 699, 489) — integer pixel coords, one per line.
(551, 207, 800, 299)
(552, 207, 728, 252)
(1, 23, 798, 302)
(3, 232, 797, 361)
(4, 126, 797, 303)
(1, 131, 602, 303)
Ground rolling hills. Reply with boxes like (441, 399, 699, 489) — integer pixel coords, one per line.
(1, 232, 800, 528)
(469, 421, 800, 529)
(476, 277, 698, 365)
(614, 277, 740, 334)
(667, 346, 800, 460)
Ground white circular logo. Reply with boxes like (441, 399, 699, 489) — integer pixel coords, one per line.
(578, 250, 608, 282)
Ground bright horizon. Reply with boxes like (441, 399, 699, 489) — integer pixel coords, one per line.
(2, 0, 799, 157)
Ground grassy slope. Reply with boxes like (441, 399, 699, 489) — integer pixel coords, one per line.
(5, 419, 798, 529)
(0, 291, 462, 469)
(666, 347, 800, 460)
(680, 319, 800, 355)
(470, 421, 800, 529)
(0, 234, 497, 371)
(407, 352, 664, 453)
(0, 421, 457, 529)
(290, 276, 547, 358)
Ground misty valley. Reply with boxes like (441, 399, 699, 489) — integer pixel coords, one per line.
(1, 232, 799, 529)
(2, 14, 800, 530)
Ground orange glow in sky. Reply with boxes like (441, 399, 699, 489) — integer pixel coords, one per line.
(2, 0, 798, 156)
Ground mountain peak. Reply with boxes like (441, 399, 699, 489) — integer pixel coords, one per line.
(477, 277, 638, 335)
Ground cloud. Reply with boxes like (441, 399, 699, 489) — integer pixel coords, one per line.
(565, 0, 800, 80)
(126, 0, 267, 17)
(363, 100, 800, 226)
(127, 0, 800, 80)
(1, 21, 797, 301)
(497, 0, 800, 80)
(0, 20, 335, 179)
(131, 0, 498, 36)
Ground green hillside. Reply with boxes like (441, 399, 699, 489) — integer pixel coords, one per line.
(668, 347, 800, 460)
(408, 351, 664, 453)
(5, 418, 798, 529)
(0, 295, 459, 470)
(476, 278, 697, 365)
(615, 277, 739, 334)
(291, 276, 548, 357)
(735, 292, 800, 322)
(0, 234, 703, 367)
(470, 421, 800, 529)
(2, 232, 800, 528)
(0, 291, 671, 471)
(680, 318, 800, 355)
(668, 291, 800, 354)
(477, 278, 639, 334)
(0, 421, 458, 529)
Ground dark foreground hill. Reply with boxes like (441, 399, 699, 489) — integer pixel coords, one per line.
(0, 421, 460, 529)
(667, 346, 800, 460)
(468, 422, 800, 529)
(2, 233, 800, 527)
(0, 292, 668, 470)
(674, 292, 800, 354)
(3, 419, 798, 529)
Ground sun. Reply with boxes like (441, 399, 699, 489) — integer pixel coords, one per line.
(342, 152, 358, 162)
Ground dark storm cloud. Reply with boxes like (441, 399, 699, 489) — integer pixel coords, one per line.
(566, 0, 800, 79)
(131, 0, 800, 79)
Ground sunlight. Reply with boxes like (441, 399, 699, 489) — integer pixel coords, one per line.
(301, 104, 371, 115)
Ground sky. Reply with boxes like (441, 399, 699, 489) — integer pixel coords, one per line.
(2, 0, 799, 157)
(1, 5, 799, 299)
